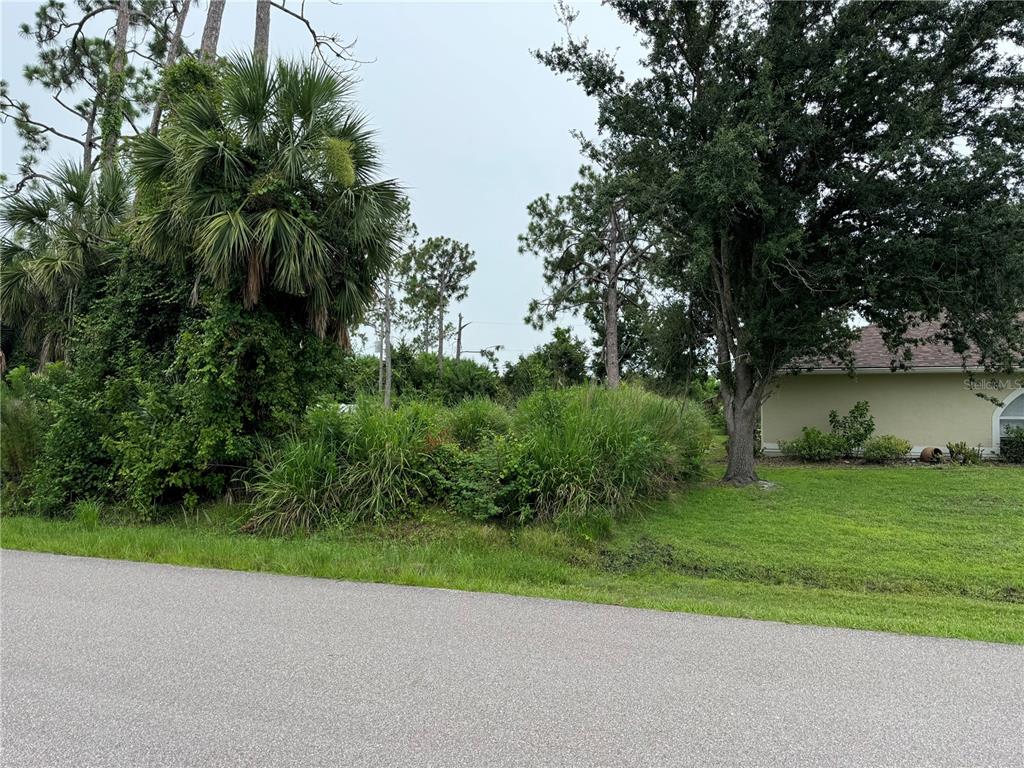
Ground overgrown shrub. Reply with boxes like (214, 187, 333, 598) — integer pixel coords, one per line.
(446, 397, 511, 449)
(0, 365, 64, 480)
(493, 386, 712, 524)
(336, 398, 446, 523)
(946, 441, 984, 465)
(244, 431, 342, 535)
(100, 300, 346, 513)
(27, 374, 117, 515)
(828, 401, 875, 455)
(1001, 427, 1024, 464)
(862, 435, 912, 464)
(780, 427, 847, 462)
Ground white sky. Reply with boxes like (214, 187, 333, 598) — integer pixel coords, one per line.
(1, 0, 646, 362)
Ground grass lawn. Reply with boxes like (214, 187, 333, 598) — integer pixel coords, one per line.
(2, 462, 1022, 643)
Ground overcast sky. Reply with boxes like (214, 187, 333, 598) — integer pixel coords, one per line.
(1, 1, 645, 362)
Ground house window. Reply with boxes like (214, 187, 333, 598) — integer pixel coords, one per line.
(999, 391, 1024, 437)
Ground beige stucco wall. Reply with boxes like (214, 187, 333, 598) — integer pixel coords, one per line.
(762, 372, 1007, 452)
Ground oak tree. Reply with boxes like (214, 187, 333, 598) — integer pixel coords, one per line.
(541, 0, 1024, 484)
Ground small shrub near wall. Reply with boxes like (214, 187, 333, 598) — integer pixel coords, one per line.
(780, 427, 847, 462)
(946, 441, 984, 465)
(782, 402, 879, 462)
(828, 401, 875, 455)
(863, 435, 913, 464)
(1001, 427, 1024, 464)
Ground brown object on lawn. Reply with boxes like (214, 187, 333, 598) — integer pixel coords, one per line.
(920, 447, 944, 463)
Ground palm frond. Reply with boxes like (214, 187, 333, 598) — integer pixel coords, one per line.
(131, 132, 177, 188)
(198, 209, 255, 288)
(1, 191, 54, 233)
(224, 55, 278, 147)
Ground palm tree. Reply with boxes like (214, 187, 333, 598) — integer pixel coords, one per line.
(0, 163, 128, 368)
(131, 55, 404, 347)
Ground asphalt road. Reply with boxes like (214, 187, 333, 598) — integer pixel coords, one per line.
(2, 550, 1022, 767)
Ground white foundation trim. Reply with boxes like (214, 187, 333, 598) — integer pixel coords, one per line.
(760, 442, 1000, 459)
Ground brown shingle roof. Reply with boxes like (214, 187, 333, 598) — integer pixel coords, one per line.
(815, 323, 980, 371)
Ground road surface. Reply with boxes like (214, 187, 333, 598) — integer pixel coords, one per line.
(2, 550, 1021, 767)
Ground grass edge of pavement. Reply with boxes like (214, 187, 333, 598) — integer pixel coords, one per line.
(2, 514, 1021, 645)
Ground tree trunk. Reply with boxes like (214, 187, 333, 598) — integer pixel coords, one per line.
(436, 294, 445, 376)
(150, 0, 192, 134)
(337, 324, 351, 352)
(253, 0, 271, 62)
(100, 0, 131, 169)
(36, 333, 53, 372)
(604, 269, 620, 388)
(200, 0, 226, 59)
(383, 277, 393, 408)
(722, 372, 760, 485)
(83, 103, 97, 170)
(711, 229, 761, 485)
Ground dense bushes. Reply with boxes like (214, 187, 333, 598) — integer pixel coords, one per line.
(863, 435, 913, 464)
(496, 387, 712, 525)
(337, 347, 502, 405)
(9, 284, 354, 515)
(783, 401, 894, 462)
(781, 427, 847, 462)
(1001, 427, 1024, 464)
(335, 399, 446, 523)
(242, 386, 712, 533)
(0, 365, 64, 480)
(243, 432, 343, 535)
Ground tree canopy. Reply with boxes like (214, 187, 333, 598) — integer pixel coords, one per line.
(131, 56, 404, 346)
(540, 0, 1024, 483)
(520, 165, 663, 387)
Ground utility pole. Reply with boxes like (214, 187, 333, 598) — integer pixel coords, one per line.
(383, 275, 394, 409)
(455, 313, 471, 360)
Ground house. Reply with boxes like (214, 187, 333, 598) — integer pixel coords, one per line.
(761, 324, 1024, 457)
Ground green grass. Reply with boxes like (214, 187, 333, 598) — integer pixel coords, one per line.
(2, 463, 1022, 643)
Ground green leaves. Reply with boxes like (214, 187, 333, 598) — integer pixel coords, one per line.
(0, 162, 127, 364)
(198, 209, 253, 289)
(129, 55, 405, 342)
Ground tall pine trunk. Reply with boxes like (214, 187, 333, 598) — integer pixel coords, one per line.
(150, 0, 191, 134)
(253, 0, 271, 62)
(100, 0, 131, 170)
(83, 103, 97, 169)
(200, 0, 226, 59)
(604, 257, 620, 388)
(603, 204, 622, 388)
(436, 293, 445, 376)
(383, 277, 393, 408)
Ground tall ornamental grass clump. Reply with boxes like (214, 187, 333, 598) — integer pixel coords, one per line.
(336, 398, 446, 524)
(499, 386, 712, 524)
(244, 398, 447, 532)
(244, 431, 343, 535)
(242, 387, 711, 534)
